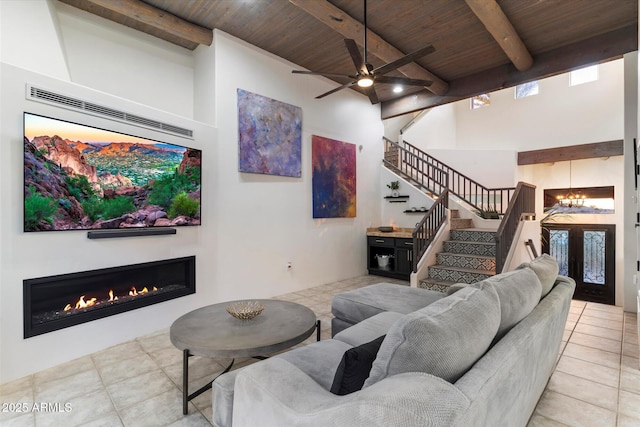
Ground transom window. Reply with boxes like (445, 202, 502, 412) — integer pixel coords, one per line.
(470, 94, 490, 109)
(515, 81, 539, 98)
(570, 65, 598, 86)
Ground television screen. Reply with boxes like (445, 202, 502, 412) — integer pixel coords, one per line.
(23, 112, 201, 232)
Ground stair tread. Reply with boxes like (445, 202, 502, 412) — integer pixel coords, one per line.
(438, 252, 495, 260)
(453, 228, 496, 232)
(429, 265, 495, 275)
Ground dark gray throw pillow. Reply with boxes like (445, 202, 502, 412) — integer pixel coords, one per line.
(330, 335, 386, 395)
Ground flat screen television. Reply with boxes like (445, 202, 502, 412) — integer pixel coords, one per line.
(23, 112, 201, 232)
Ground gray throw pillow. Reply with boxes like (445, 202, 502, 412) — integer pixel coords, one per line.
(517, 254, 559, 298)
(479, 268, 542, 340)
(364, 282, 500, 386)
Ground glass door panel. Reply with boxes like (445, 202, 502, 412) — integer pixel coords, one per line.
(583, 230, 606, 285)
(549, 229, 569, 276)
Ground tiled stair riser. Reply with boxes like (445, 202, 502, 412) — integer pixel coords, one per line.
(436, 253, 496, 271)
(427, 266, 493, 284)
(443, 241, 496, 257)
(450, 229, 495, 243)
(421, 229, 497, 289)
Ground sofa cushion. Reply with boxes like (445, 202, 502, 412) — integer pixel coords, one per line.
(331, 283, 444, 326)
(517, 254, 559, 298)
(480, 267, 543, 340)
(277, 339, 353, 390)
(364, 282, 501, 386)
(330, 335, 385, 395)
(211, 368, 240, 427)
(333, 311, 404, 347)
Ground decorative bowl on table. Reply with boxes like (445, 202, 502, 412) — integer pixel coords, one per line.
(226, 301, 265, 320)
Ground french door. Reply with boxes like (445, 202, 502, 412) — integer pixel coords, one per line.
(542, 224, 615, 305)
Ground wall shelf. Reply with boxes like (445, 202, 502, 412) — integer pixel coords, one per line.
(384, 195, 409, 203)
(403, 210, 428, 214)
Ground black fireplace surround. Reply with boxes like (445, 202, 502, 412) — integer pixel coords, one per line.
(24, 256, 195, 338)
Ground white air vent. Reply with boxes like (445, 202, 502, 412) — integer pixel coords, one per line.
(27, 85, 194, 139)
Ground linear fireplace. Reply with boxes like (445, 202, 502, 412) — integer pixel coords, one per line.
(24, 256, 195, 338)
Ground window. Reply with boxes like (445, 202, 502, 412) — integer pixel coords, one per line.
(543, 186, 614, 214)
(570, 65, 598, 86)
(470, 94, 490, 109)
(515, 81, 539, 98)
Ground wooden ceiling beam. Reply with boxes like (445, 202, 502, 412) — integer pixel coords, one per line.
(58, 0, 213, 47)
(288, 0, 449, 96)
(465, 0, 533, 71)
(381, 24, 637, 119)
(518, 140, 624, 165)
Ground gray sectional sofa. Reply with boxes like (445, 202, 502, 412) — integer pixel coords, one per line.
(211, 255, 575, 427)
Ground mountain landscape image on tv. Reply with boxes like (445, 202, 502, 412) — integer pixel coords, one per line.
(23, 112, 201, 232)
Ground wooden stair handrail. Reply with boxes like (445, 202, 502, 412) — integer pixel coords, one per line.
(412, 188, 449, 272)
(495, 182, 536, 273)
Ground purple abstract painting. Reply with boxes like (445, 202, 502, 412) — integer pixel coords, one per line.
(312, 135, 356, 218)
(237, 89, 302, 177)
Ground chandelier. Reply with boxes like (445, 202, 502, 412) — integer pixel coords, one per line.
(556, 160, 586, 208)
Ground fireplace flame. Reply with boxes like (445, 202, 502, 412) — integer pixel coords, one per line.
(63, 285, 160, 313)
(74, 295, 97, 309)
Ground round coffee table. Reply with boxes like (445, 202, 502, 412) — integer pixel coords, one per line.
(170, 299, 319, 414)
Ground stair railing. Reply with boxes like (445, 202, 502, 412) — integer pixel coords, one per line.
(413, 188, 449, 272)
(494, 182, 536, 273)
(383, 137, 515, 215)
(383, 137, 448, 197)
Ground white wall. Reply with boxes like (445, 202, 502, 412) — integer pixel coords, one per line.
(379, 166, 434, 229)
(401, 60, 627, 306)
(0, 2, 385, 382)
(0, 0, 70, 81)
(520, 157, 625, 305)
(206, 31, 383, 301)
(403, 103, 457, 148)
(0, 63, 218, 383)
(55, 2, 195, 118)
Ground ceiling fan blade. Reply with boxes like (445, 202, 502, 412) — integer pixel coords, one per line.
(372, 44, 436, 76)
(292, 70, 356, 79)
(344, 39, 367, 75)
(374, 75, 433, 87)
(363, 85, 379, 104)
(315, 80, 357, 99)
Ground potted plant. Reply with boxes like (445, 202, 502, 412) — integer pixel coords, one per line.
(387, 180, 400, 197)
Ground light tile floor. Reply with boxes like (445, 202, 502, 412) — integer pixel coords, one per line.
(1, 275, 638, 427)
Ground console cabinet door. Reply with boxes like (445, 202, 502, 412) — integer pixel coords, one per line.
(395, 238, 414, 276)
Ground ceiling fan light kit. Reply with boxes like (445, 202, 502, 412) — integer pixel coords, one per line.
(292, 0, 435, 104)
(357, 77, 374, 88)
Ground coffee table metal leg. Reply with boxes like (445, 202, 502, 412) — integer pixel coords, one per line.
(316, 319, 321, 341)
(182, 349, 235, 415)
(182, 349, 189, 415)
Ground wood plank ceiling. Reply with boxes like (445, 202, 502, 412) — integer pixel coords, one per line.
(58, 0, 638, 119)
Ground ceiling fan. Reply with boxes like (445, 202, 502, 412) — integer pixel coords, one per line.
(292, 0, 435, 104)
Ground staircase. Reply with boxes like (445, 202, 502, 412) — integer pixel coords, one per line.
(382, 137, 536, 278)
(418, 210, 497, 293)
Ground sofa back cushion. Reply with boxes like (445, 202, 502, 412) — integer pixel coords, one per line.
(517, 254, 559, 298)
(364, 282, 501, 386)
(480, 267, 543, 340)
